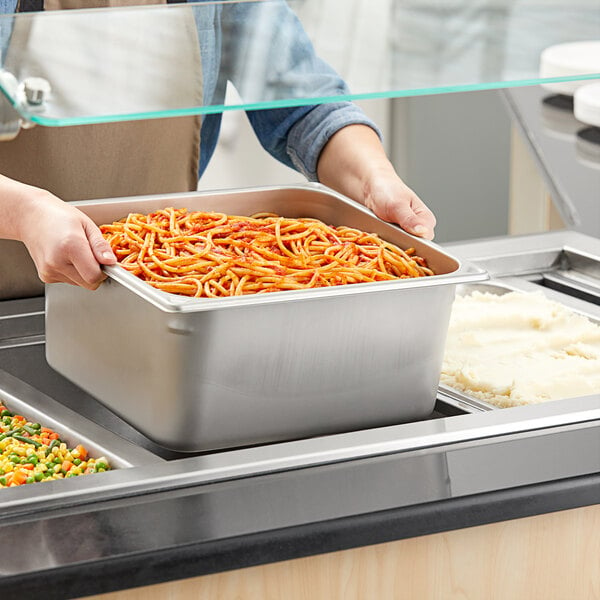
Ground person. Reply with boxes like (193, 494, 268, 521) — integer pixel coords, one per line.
(0, 0, 436, 297)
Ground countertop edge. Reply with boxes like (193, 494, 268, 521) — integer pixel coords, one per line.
(5, 472, 599, 600)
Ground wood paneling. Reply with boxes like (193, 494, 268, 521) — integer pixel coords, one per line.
(83, 504, 600, 600)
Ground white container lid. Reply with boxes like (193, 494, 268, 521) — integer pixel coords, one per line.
(574, 81, 600, 127)
(540, 41, 600, 96)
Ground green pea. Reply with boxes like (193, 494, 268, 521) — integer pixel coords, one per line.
(0, 477, 6, 486)
(34, 472, 44, 482)
(25, 477, 34, 484)
(26, 455, 38, 465)
(73, 458, 82, 466)
(9, 455, 20, 464)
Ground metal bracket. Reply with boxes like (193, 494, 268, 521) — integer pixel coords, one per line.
(0, 70, 51, 141)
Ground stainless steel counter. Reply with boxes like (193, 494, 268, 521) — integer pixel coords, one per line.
(0, 230, 599, 598)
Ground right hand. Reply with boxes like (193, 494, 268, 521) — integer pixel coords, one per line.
(21, 192, 116, 290)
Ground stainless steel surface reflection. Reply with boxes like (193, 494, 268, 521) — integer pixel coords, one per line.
(0, 517, 112, 576)
(0, 451, 452, 576)
(0, 369, 161, 469)
(0, 422, 598, 581)
(1, 391, 598, 516)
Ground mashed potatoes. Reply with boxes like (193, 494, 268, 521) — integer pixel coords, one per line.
(441, 291, 600, 408)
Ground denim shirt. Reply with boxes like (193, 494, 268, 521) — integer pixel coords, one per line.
(0, 0, 379, 181)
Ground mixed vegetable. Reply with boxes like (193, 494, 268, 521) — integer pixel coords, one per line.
(0, 404, 111, 488)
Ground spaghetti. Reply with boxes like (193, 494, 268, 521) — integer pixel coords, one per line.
(100, 207, 434, 298)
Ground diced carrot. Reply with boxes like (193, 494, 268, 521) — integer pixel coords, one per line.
(75, 445, 88, 460)
(21, 463, 34, 470)
(41, 427, 54, 434)
(49, 432, 59, 440)
(11, 470, 28, 485)
(61, 461, 73, 472)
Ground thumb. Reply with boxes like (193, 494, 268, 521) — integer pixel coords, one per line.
(83, 220, 116, 265)
(365, 176, 436, 240)
(387, 201, 436, 240)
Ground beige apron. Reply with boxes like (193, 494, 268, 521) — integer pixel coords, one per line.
(0, 0, 203, 299)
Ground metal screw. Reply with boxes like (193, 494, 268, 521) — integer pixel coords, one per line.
(22, 77, 51, 106)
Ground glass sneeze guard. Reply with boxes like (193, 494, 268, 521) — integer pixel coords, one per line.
(0, 0, 598, 128)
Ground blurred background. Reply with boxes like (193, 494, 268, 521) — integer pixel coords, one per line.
(200, 0, 600, 243)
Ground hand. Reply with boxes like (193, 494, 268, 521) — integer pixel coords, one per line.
(21, 192, 116, 290)
(362, 169, 436, 240)
(316, 124, 436, 240)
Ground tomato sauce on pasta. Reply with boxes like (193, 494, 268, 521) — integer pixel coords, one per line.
(100, 207, 434, 298)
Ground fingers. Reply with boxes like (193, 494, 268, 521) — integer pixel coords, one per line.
(18, 192, 114, 290)
(39, 234, 106, 290)
(62, 234, 107, 290)
(365, 177, 436, 240)
(25, 209, 111, 290)
(42, 262, 103, 291)
(388, 193, 436, 240)
(84, 219, 116, 265)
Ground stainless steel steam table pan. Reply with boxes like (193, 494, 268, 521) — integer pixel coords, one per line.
(45, 184, 487, 452)
(438, 231, 600, 413)
(0, 368, 161, 472)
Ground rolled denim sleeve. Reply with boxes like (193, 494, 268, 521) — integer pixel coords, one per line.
(288, 102, 381, 181)
(247, 102, 381, 182)
(225, 1, 382, 181)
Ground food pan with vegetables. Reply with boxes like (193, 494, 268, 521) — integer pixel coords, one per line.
(0, 403, 111, 488)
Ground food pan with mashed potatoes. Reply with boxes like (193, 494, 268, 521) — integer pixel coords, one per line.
(438, 230, 600, 413)
(441, 286, 600, 408)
